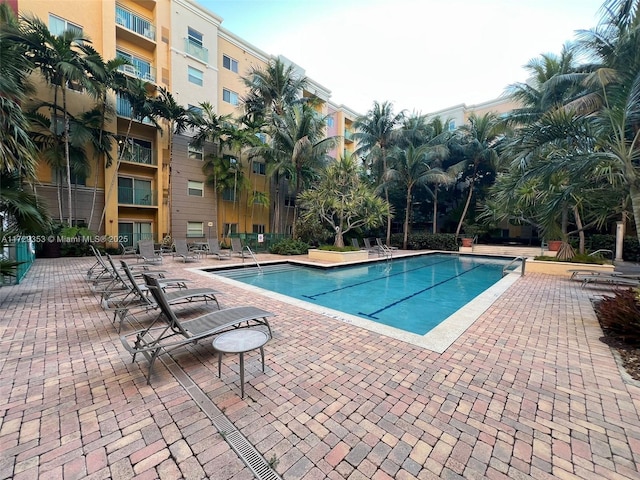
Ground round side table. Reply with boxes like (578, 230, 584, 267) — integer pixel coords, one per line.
(212, 329, 269, 398)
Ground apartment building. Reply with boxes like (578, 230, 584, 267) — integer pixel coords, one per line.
(425, 96, 519, 131)
(15, 0, 360, 248)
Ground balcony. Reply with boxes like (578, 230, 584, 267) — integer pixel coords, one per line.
(184, 38, 208, 63)
(116, 5, 156, 47)
(117, 51, 156, 83)
(120, 142, 155, 166)
(118, 187, 156, 206)
(116, 94, 154, 125)
(344, 129, 354, 143)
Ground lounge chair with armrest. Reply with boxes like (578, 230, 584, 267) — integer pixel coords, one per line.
(120, 274, 274, 384)
(206, 238, 230, 260)
(230, 237, 250, 258)
(137, 240, 163, 264)
(109, 260, 221, 331)
(173, 239, 199, 263)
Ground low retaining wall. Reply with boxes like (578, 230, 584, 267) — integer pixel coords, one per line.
(307, 249, 369, 262)
(526, 260, 614, 277)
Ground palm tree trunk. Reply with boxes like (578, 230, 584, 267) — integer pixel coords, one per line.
(98, 117, 134, 232)
(573, 206, 585, 254)
(88, 93, 107, 232)
(432, 187, 438, 234)
(629, 183, 640, 246)
(455, 179, 475, 238)
(62, 87, 73, 226)
(403, 187, 412, 249)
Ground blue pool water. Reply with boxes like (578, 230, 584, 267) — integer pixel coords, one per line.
(210, 254, 511, 335)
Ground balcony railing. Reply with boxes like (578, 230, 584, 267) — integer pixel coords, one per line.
(184, 38, 209, 63)
(120, 143, 155, 165)
(344, 129, 354, 142)
(118, 187, 156, 206)
(116, 55, 156, 83)
(116, 5, 155, 41)
(116, 94, 154, 125)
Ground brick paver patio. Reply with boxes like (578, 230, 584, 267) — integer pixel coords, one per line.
(1, 255, 639, 479)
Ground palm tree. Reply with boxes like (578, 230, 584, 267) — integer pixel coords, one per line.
(268, 104, 338, 236)
(454, 112, 507, 237)
(18, 14, 97, 226)
(570, 0, 640, 244)
(353, 101, 405, 244)
(242, 57, 307, 122)
(385, 143, 450, 248)
(0, 4, 38, 180)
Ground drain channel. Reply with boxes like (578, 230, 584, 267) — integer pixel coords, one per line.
(161, 355, 283, 480)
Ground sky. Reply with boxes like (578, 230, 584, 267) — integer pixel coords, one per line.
(198, 0, 605, 115)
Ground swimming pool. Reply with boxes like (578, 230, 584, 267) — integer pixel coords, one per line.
(208, 254, 514, 336)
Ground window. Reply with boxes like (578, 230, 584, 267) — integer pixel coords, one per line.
(326, 116, 335, 128)
(252, 161, 266, 175)
(118, 177, 153, 205)
(49, 14, 82, 36)
(252, 224, 265, 234)
(120, 138, 153, 165)
(222, 188, 236, 202)
(188, 180, 204, 197)
(187, 104, 203, 116)
(223, 223, 237, 236)
(284, 195, 296, 208)
(222, 88, 239, 106)
(188, 142, 203, 160)
(55, 168, 85, 186)
(223, 54, 238, 73)
(255, 132, 267, 143)
(187, 221, 204, 238)
(187, 27, 203, 47)
(188, 66, 203, 86)
(447, 120, 456, 131)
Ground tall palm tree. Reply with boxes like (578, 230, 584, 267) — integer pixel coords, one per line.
(454, 112, 507, 237)
(353, 101, 405, 244)
(385, 143, 450, 248)
(268, 104, 338, 236)
(18, 14, 97, 226)
(242, 57, 307, 122)
(570, 0, 640, 244)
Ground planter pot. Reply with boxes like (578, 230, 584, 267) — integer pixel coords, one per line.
(547, 240, 562, 251)
(461, 238, 473, 248)
(308, 249, 369, 263)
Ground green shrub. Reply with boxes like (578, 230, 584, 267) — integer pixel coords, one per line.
(594, 289, 640, 345)
(317, 245, 358, 252)
(391, 232, 458, 251)
(269, 239, 310, 255)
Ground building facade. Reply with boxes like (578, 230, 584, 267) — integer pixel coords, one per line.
(15, 0, 361, 249)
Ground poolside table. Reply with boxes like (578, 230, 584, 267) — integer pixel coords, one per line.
(212, 328, 269, 398)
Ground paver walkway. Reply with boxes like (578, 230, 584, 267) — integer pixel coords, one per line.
(1, 256, 639, 479)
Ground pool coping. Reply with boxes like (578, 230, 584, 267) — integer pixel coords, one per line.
(190, 252, 523, 353)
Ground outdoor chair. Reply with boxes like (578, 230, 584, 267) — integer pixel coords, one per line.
(100, 254, 188, 306)
(363, 238, 381, 255)
(120, 273, 275, 384)
(173, 239, 199, 263)
(110, 260, 221, 332)
(120, 242, 137, 257)
(137, 240, 163, 264)
(230, 237, 249, 258)
(207, 238, 230, 260)
(351, 238, 364, 250)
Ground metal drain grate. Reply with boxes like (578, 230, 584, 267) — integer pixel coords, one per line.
(225, 431, 281, 480)
(162, 357, 283, 480)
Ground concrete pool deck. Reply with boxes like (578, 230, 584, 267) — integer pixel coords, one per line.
(1, 252, 639, 479)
